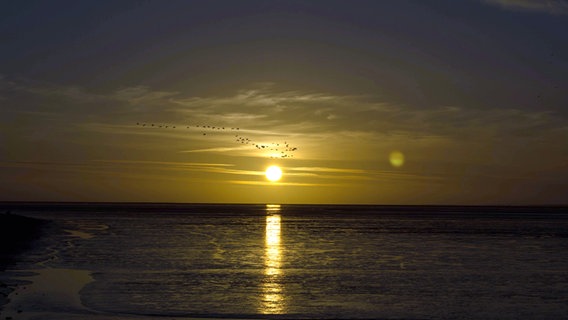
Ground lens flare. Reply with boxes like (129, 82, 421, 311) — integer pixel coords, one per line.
(389, 151, 405, 168)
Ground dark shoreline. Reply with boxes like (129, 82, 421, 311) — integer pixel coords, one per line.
(0, 213, 50, 311)
(0, 213, 49, 269)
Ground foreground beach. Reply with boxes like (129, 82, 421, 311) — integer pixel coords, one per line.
(0, 211, 245, 320)
(0, 213, 105, 320)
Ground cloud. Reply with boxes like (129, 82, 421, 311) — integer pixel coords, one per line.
(93, 159, 262, 176)
(483, 0, 568, 14)
(112, 86, 179, 105)
(107, 85, 567, 145)
(285, 166, 446, 184)
(180, 146, 251, 153)
(0, 160, 265, 186)
(93, 160, 234, 167)
(169, 85, 566, 145)
(0, 77, 104, 105)
(3, 78, 566, 165)
(0, 159, 235, 173)
(288, 167, 367, 174)
(0, 77, 182, 120)
(167, 85, 341, 131)
(228, 180, 340, 187)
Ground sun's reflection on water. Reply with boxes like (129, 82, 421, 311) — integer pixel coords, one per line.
(261, 204, 285, 314)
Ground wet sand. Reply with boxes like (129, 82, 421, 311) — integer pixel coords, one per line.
(1, 267, 264, 320)
(0, 214, 235, 320)
(1, 268, 94, 320)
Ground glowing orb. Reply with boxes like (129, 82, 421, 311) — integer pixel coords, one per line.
(265, 165, 283, 182)
(389, 151, 405, 167)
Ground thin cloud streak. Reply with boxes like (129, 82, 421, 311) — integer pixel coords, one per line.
(286, 165, 447, 183)
(483, 0, 568, 14)
(0, 160, 266, 184)
(180, 146, 251, 153)
(93, 160, 234, 167)
(228, 180, 341, 187)
(288, 167, 367, 174)
(94, 160, 262, 176)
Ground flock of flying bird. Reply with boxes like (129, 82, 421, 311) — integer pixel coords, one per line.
(136, 122, 299, 159)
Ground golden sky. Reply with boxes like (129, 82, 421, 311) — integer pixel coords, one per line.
(1, 1, 567, 204)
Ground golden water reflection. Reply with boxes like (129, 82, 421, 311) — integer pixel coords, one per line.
(261, 204, 284, 314)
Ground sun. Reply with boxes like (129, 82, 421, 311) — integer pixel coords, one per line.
(265, 165, 283, 182)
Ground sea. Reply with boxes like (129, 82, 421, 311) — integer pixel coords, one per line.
(1, 203, 567, 320)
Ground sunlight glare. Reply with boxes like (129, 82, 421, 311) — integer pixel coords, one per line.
(265, 165, 283, 182)
(261, 204, 284, 314)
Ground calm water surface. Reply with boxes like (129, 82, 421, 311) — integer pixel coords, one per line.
(2, 203, 568, 319)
